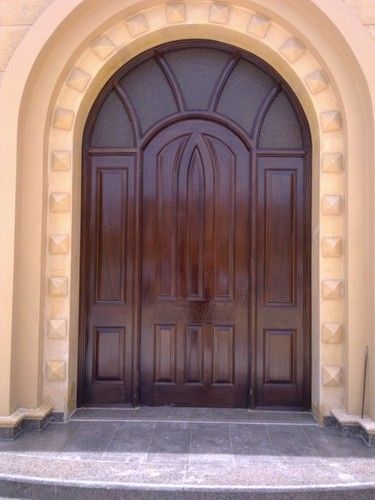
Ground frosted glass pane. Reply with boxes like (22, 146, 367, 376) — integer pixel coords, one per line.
(217, 59, 274, 134)
(164, 48, 230, 110)
(90, 90, 135, 148)
(259, 91, 303, 148)
(121, 58, 178, 133)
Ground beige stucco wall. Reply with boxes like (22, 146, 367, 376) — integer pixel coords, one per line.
(0, 0, 374, 425)
(0, 0, 374, 89)
(0, 1, 54, 85)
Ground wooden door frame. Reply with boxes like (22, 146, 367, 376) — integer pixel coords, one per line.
(78, 40, 312, 410)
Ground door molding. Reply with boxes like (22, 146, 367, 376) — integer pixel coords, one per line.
(79, 40, 311, 409)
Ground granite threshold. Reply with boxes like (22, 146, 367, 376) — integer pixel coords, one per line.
(0, 404, 56, 440)
(1, 474, 375, 500)
(325, 408, 375, 446)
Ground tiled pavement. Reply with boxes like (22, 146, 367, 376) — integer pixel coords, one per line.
(0, 408, 374, 499)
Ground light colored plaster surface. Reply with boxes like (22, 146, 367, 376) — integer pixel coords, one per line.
(0, 0, 374, 427)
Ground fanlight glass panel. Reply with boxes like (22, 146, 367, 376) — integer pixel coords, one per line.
(89, 46, 306, 150)
(216, 59, 274, 134)
(259, 91, 303, 148)
(90, 90, 134, 148)
(120, 58, 178, 133)
(164, 48, 230, 110)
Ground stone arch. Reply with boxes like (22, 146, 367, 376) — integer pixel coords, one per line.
(0, 0, 374, 421)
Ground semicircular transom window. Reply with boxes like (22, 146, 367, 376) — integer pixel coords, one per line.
(87, 42, 307, 150)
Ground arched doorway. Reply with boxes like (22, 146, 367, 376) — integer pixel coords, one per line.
(79, 41, 311, 409)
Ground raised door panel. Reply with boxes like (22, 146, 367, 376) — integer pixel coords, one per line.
(185, 148, 205, 300)
(82, 155, 135, 405)
(264, 169, 296, 306)
(95, 169, 127, 302)
(256, 156, 307, 408)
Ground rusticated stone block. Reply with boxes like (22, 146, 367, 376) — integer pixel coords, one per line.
(51, 151, 70, 171)
(280, 37, 305, 62)
(90, 36, 115, 60)
(320, 110, 342, 132)
(305, 70, 329, 94)
(49, 193, 70, 212)
(322, 323, 343, 343)
(209, 3, 230, 24)
(48, 277, 68, 297)
(126, 14, 148, 37)
(53, 108, 74, 130)
(322, 366, 343, 386)
(166, 3, 186, 23)
(322, 237, 343, 257)
(322, 279, 343, 300)
(48, 234, 69, 254)
(322, 153, 343, 173)
(45, 360, 66, 381)
(322, 195, 342, 215)
(47, 319, 67, 339)
(66, 67, 91, 92)
(247, 14, 271, 37)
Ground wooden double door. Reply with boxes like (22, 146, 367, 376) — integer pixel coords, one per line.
(79, 42, 311, 409)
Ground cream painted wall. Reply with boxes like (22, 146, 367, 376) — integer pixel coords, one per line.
(0, 0, 374, 88)
(0, 0, 54, 85)
(0, 0, 374, 424)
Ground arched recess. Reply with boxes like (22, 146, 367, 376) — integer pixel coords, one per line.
(80, 41, 312, 409)
(0, 0, 373, 421)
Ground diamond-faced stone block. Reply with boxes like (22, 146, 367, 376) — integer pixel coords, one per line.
(280, 37, 305, 63)
(49, 193, 70, 213)
(45, 361, 66, 382)
(322, 153, 343, 173)
(166, 3, 186, 23)
(305, 70, 329, 94)
(126, 14, 148, 37)
(48, 277, 68, 297)
(322, 323, 343, 344)
(322, 366, 343, 387)
(47, 319, 67, 339)
(209, 3, 230, 24)
(90, 36, 115, 60)
(247, 14, 271, 37)
(322, 195, 342, 215)
(51, 151, 70, 172)
(322, 237, 343, 257)
(320, 110, 342, 132)
(66, 67, 91, 92)
(322, 279, 343, 300)
(48, 234, 69, 255)
(53, 108, 74, 130)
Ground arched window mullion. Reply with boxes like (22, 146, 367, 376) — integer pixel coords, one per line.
(113, 81, 142, 143)
(208, 52, 240, 112)
(251, 84, 281, 145)
(155, 52, 186, 112)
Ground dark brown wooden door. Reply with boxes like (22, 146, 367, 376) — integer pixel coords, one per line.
(141, 120, 250, 406)
(79, 40, 311, 410)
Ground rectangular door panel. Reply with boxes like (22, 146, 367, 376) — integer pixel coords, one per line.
(95, 169, 127, 302)
(264, 169, 296, 306)
(213, 325, 234, 384)
(256, 156, 308, 409)
(94, 327, 125, 381)
(185, 325, 204, 384)
(154, 325, 176, 384)
(264, 329, 295, 384)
